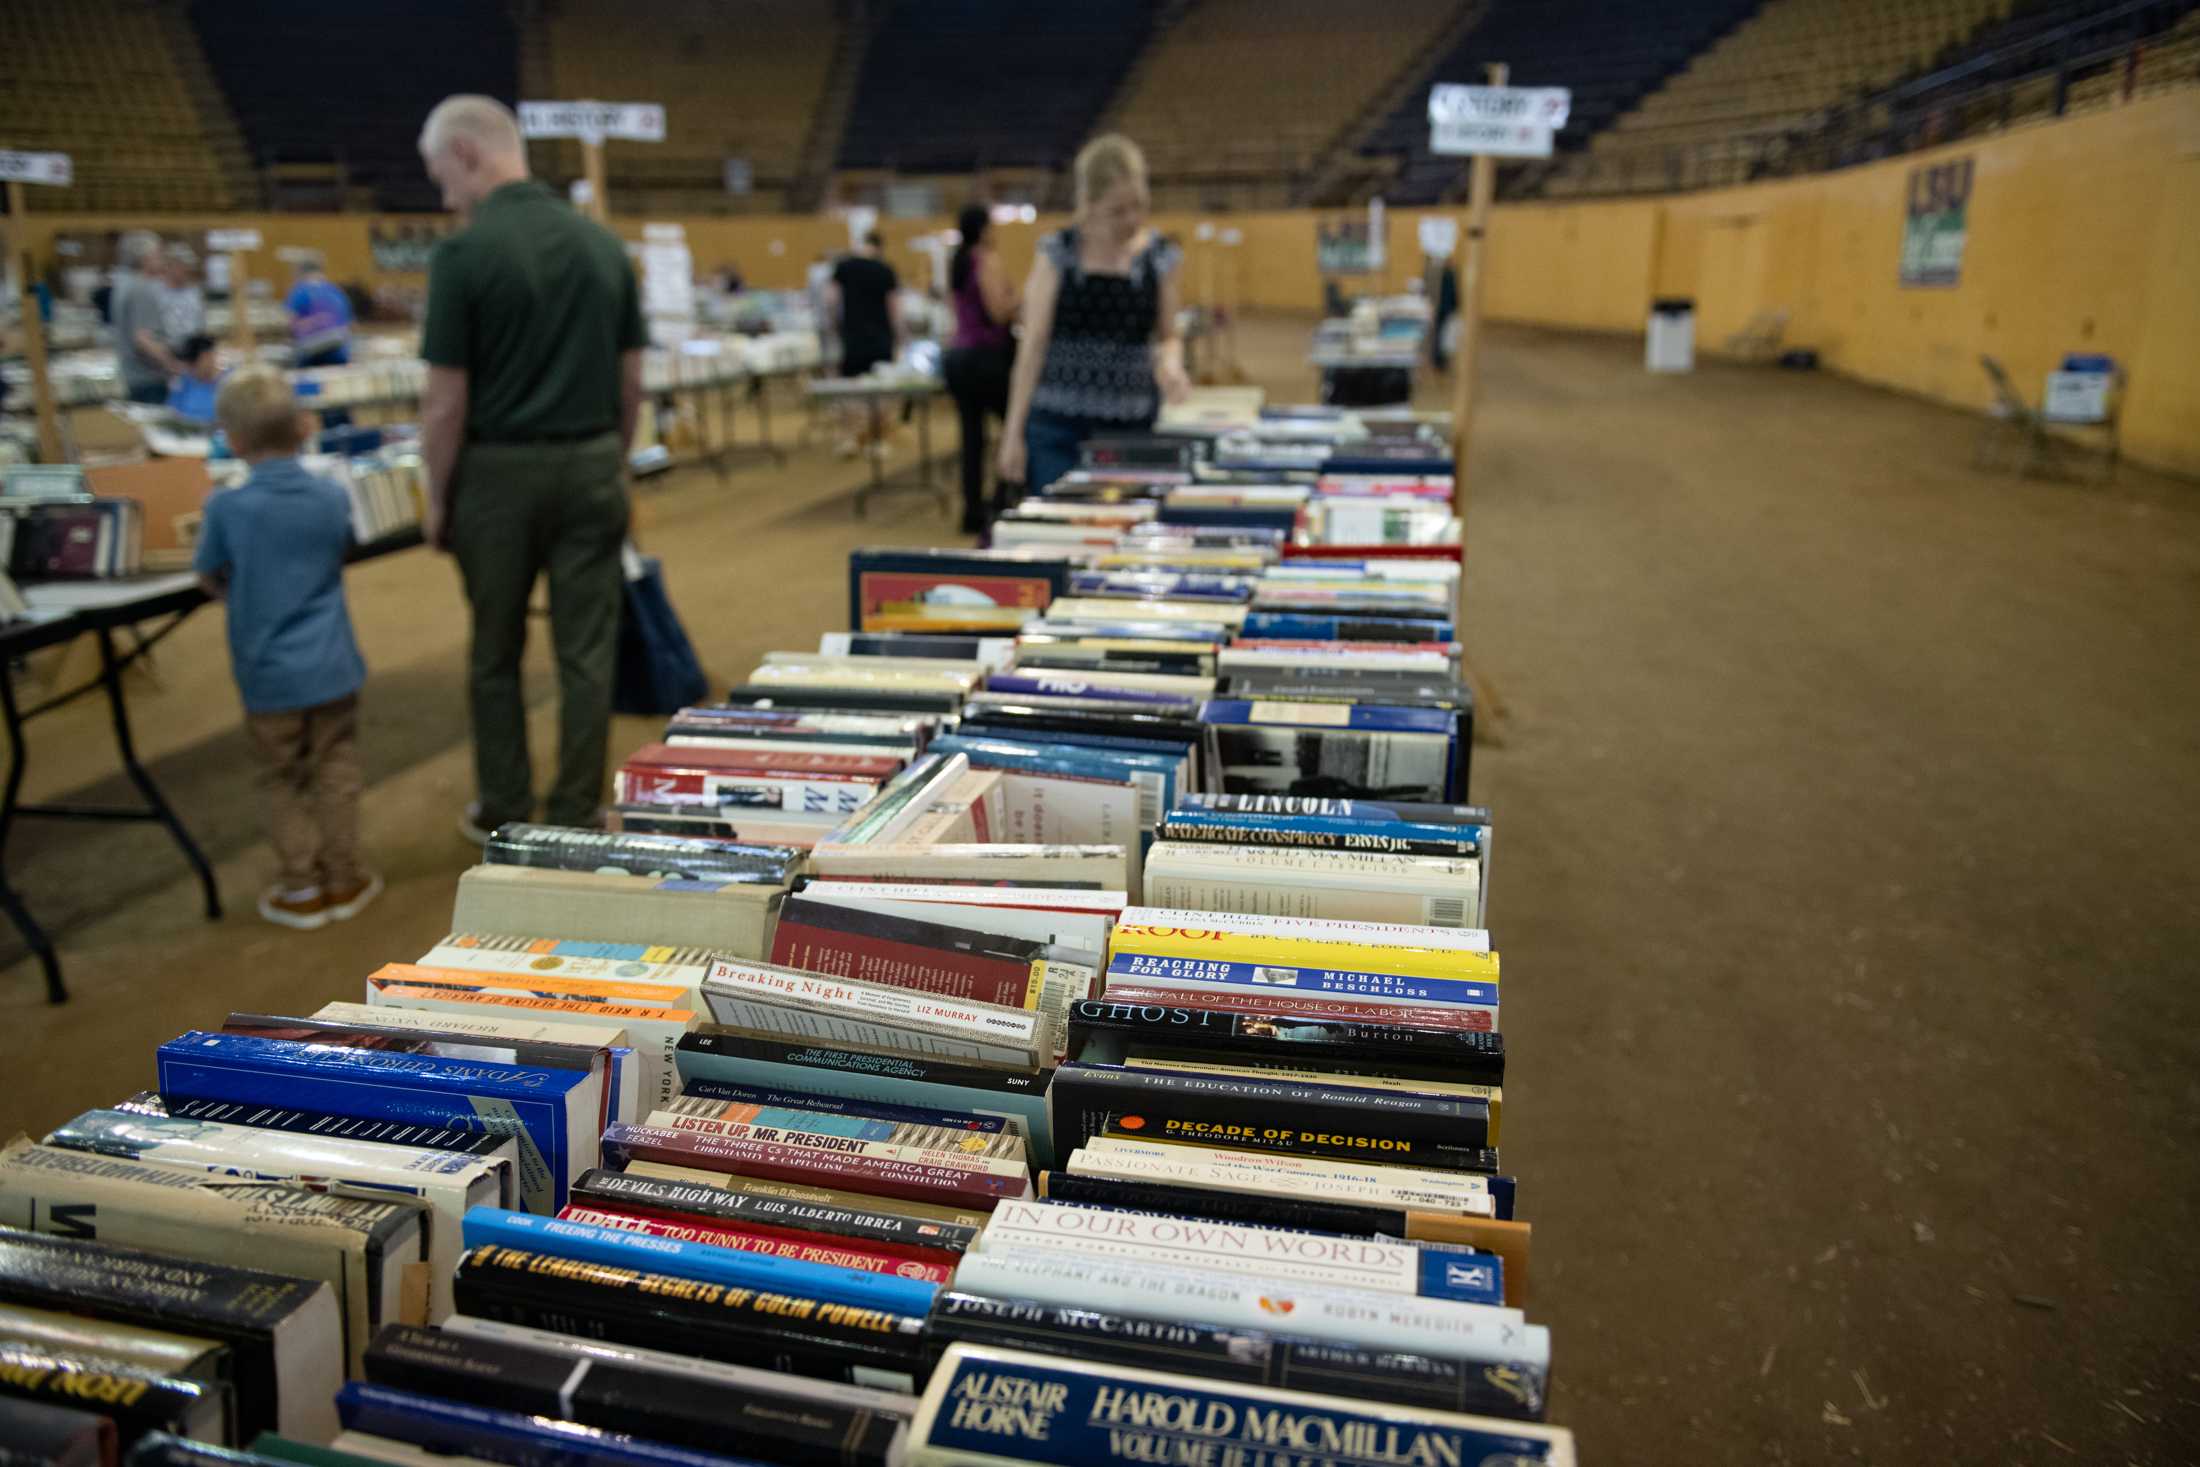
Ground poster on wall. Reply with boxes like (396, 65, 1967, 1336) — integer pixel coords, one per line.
(1317, 199, 1387, 276)
(1899, 156, 1973, 288)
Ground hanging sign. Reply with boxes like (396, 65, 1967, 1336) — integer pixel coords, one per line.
(1428, 85, 1570, 158)
(0, 151, 73, 187)
(207, 228, 262, 252)
(520, 101, 665, 144)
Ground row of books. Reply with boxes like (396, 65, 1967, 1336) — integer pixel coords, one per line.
(1, 495, 145, 581)
(0, 422, 1571, 1463)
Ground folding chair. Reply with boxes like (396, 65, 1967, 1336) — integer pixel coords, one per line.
(1974, 356, 2056, 477)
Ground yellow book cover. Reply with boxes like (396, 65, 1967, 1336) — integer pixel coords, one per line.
(371, 982, 694, 1025)
(369, 962, 693, 1006)
(1108, 923, 1500, 985)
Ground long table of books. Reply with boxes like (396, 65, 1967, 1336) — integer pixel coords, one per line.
(0, 405, 1575, 1465)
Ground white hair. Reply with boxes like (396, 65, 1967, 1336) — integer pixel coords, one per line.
(420, 95, 524, 159)
(119, 230, 161, 269)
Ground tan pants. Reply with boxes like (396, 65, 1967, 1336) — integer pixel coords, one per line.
(246, 693, 363, 891)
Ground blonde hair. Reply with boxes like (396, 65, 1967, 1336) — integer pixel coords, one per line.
(1074, 134, 1147, 214)
(216, 366, 307, 457)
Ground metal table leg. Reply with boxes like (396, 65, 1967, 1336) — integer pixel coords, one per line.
(0, 662, 65, 1003)
(95, 626, 222, 922)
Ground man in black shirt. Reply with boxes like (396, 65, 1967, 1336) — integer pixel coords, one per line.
(830, 233, 900, 378)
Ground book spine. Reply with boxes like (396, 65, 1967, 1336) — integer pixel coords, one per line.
(0, 1344, 221, 1446)
(653, 1097, 1026, 1162)
(364, 1325, 904, 1466)
(1112, 912, 1495, 966)
(1104, 952, 1497, 1022)
(768, 911, 1042, 1011)
(1066, 999, 1506, 1079)
(1157, 810, 1479, 858)
(483, 825, 797, 883)
(1178, 793, 1492, 827)
(645, 1111, 1026, 1178)
(336, 1380, 774, 1467)
(557, 1206, 955, 1284)
(145, 1096, 513, 1158)
(975, 1199, 1499, 1306)
(1048, 1063, 1492, 1164)
(673, 1077, 1009, 1137)
(1093, 985, 1490, 1032)
(459, 1208, 939, 1319)
(949, 1250, 1546, 1369)
(702, 958, 1043, 1067)
(1066, 1141, 1499, 1214)
(451, 1244, 928, 1392)
(573, 1168, 976, 1257)
(601, 1124, 1027, 1209)
(922, 1293, 1546, 1422)
(1040, 1170, 1410, 1240)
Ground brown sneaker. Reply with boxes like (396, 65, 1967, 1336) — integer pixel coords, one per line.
(258, 884, 329, 931)
(322, 871, 384, 922)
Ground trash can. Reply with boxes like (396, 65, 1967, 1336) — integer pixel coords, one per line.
(1647, 298, 1695, 373)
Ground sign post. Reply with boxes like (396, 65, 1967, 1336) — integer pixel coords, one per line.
(1, 150, 74, 462)
(519, 101, 666, 225)
(208, 227, 262, 355)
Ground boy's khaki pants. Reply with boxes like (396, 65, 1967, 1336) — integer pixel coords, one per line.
(246, 693, 363, 891)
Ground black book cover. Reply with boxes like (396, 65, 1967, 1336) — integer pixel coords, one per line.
(1066, 1000, 1505, 1084)
(482, 823, 801, 883)
(0, 1397, 114, 1467)
(365, 1323, 901, 1465)
(952, 703, 1206, 747)
(571, 1168, 979, 1256)
(679, 1029, 1052, 1099)
(0, 1229, 327, 1441)
(450, 1245, 928, 1390)
(1047, 1061, 1491, 1163)
(924, 1291, 1544, 1422)
(0, 1343, 226, 1449)
(1180, 793, 1491, 827)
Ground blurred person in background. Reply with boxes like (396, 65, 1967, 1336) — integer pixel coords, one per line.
(112, 231, 182, 405)
(158, 242, 207, 345)
(828, 231, 902, 458)
(999, 134, 1188, 491)
(286, 254, 354, 368)
(166, 334, 226, 424)
(942, 203, 1018, 533)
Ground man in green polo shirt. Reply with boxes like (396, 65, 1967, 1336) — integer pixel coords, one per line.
(417, 94, 648, 840)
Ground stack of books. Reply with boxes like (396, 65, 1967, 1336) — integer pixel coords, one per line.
(1, 407, 1575, 1465)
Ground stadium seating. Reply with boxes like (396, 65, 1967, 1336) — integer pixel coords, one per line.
(539, 0, 844, 214)
(189, 0, 517, 214)
(1548, 0, 2019, 194)
(1352, 0, 1764, 205)
(838, 0, 1157, 178)
(1096, 0, 1465, 209)
(1, 0, 249, 213)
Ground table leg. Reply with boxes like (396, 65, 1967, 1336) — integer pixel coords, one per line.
(0, 663, 65, 1003)
(97, 627, 222, 922)
(756, 378, 781, 463)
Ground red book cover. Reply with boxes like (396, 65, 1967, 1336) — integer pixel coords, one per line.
(556, 1204, 956, 1282)
(769, 896, 1044, 1008)
(600, 1123, 1025, 1209)
(620, 742, 905, 779)
(1282, 543, 1464, 563)
(1095, 984, 1494, 1032)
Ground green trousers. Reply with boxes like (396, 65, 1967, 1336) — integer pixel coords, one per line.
(449, 433, 628, 829)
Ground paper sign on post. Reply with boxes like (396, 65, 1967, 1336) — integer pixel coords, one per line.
(1431, 118, 1554, 158)
(520, 101, 666, 144)
(207, 228, 262, 252)
(0, 151, 73, 187)
(1427, 85, 1570, 158)
(1419, 217, 1459, 256)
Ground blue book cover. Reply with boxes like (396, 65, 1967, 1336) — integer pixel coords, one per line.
(1068, 572, 1253, 603)
(460, 1207, 940, 1318)
(675, 1076, 1009, 1134)
(1178, 792, 1490, 827)
(912, 1345, 1574, 1465)
(931, 735, 1181, 827)
(337, 1382, 773, 1467)
(1104, 952, 1498, 1013)
(981, 674, 1195, 708)
(155, 1031, 584, 1213)
(1241, 611, 1456, 642)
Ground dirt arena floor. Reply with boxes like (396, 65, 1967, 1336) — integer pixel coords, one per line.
(3, 313, 2195, 1463)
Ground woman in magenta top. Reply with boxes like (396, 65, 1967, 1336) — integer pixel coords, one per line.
(942, 203, 1019, 533)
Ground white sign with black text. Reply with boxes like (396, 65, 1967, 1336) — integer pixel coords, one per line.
(0, 151, 73, 187)
(207, 228, 263, 252)
(1427, 84, 1571, 159)
(519, 101, 666, 144)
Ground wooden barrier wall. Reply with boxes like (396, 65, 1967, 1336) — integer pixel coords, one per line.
(14, 93, 2195, 475)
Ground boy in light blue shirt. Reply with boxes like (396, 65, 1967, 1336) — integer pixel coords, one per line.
(193, 366, 379, 929)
